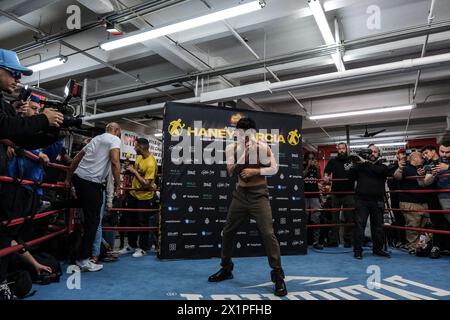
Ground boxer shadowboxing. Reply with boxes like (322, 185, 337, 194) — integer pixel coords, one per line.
(208, 117, 287, 297)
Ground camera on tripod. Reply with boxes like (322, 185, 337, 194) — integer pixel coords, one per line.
(17, 79, 83, 129)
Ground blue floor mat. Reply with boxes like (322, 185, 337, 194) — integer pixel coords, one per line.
(27, 247, 450, 300)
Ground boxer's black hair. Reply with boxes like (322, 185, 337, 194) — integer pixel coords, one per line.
(236, 117, 257, 130)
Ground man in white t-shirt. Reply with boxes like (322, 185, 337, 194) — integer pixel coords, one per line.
(65, 122, 122, 271)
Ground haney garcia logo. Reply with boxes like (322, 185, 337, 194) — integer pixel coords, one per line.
(179, 275, 450, 300)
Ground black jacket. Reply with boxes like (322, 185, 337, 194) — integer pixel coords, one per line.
(0, 94, 60, 175)
(349, 160, 389, 201)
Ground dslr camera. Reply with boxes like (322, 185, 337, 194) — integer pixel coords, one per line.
(423, 160, 439, 174)
(352, 148, 373, 161)
(17, 79, 83, 129)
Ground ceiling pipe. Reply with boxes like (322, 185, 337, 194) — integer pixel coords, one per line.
(83, 52, 450, 122)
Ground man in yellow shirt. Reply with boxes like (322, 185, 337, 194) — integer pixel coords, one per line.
(119, 138, 158, 258)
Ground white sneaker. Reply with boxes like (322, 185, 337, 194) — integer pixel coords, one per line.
(76, 259, 103, 272)
(117, 245, 135, 255)
(132, 248, 147, 258)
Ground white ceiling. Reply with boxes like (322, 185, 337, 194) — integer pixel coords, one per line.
(0, 0, 449, 145)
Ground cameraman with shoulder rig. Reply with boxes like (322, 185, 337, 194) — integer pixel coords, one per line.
(0, 48, 63, 300)
(349, 144, 390, 260)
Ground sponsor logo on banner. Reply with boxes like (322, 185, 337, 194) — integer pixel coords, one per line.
(267, 185, 274, 189)
(250, 219, 256, 224)
(236, 242, 241, 249)
(292, 196, 302, 201)
(216, 182, 230, 188)
(182, 233, 198, 236)
(277, 185, 287, 190)
(201, 170, 215, 176)
(247, 243, 262, 247)
(202, 194, 213, 200)
(187, 170, 196, 175)
(169, 169, 182, 175)
(293, 218, 302, 223)
(220, 170, 228, 178)
(169, 243, 176, 251)
(166, 182, 182, 186)
(188, 206, 194, 213)
(168, 119, 186, 136)
(294, 185, 299, 191)
(291, 208, 303, 212)
(295, 228, 301, 235)
(292, 153, 299, 158)
(219, 195, 227, 200)
(218, 206, 228, 213)
(186, 182, 197, 188)
(165, 220, 181, 224)
(167, 206, 180, 212)
(204, 218, 210, 224)
(280, 173, 285, 180)
(201, 231, 213, 236)
(278, 208, 288, 212)
(184, 219, 196, 224)
(167, 232, 179, 236)
(199, 207, 215, 211)
(292, 240, 304, 246)
(184, 195, 200, 199)
(287, 129, 301, 146)
(171, 193, 177, 200)
(277, 229, 290, 235)
(292, 164, 300, 169)
(279, 164, 289, 168)
(215, 219, 227, 223)
(203, 182, 212, 187)
(275, 197, 289, 200)
(289, 175, 302, 179)
(278, 152, 286, 158)
(280, 218, 287, 225)
(184, 245, 196, 250)
(236, 231, 247, 236)
(280, 241, 287, 246)
(249, 230, 259, 237)
(199, 245, 214, 248)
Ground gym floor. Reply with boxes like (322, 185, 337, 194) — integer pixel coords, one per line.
(27, 247, 450, 300)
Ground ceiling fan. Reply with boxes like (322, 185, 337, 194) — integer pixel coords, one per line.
(360, 125, 386, 138)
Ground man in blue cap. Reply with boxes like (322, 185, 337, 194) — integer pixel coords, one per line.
(0, 48, 64, 300)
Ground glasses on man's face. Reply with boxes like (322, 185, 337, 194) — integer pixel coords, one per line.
(0, 67, 21, 80)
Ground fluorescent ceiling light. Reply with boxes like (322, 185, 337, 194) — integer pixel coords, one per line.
(350, 142, 407, 149)
(101, 1, 264, 51)
(28, 56, 67, 72)
(308, 105, 415, 120)
(308, 0, 345, 71)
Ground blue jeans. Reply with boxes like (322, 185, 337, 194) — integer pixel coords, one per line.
(92, 191, 106, 257)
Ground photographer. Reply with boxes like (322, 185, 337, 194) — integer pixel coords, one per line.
(393, 152, 430, 251)
(0, 48, 64, 300)
(349, 145, 390, 259)
(421, 142, 450, 258)
(418, 145, 448, 258)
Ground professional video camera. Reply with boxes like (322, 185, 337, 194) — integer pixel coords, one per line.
(352, 148, 373, 161)
(17, 79, 83, 129)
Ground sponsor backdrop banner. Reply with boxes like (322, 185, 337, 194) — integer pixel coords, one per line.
(120, 130, 162, 165)
(159, 102, 305, 259)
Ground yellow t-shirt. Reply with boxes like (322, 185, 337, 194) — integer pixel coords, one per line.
(130, 154, 157, 200)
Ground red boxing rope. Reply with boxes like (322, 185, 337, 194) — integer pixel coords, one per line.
(307, 223, 354, 228)
(0, 139, 69, 171)
(304, 189, 450, 195)
(0, 228, 67, 258)
(305, 207, 450, 214)
(1, 210, 61, 227)
(384, 224, 450, 236)
(0, 176, 67, 189)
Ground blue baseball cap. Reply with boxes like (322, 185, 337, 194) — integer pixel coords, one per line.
(0, 48, 33, 76)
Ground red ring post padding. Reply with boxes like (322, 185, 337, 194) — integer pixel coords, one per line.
(0, 228, 67, 258)
(102, 226, 157, 231)
(1, 210, 61, 227)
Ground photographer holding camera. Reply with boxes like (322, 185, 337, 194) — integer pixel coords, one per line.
(0, 48, 64, 300)
(393, 152, 430, 252)
(349, 144, 390, 259)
